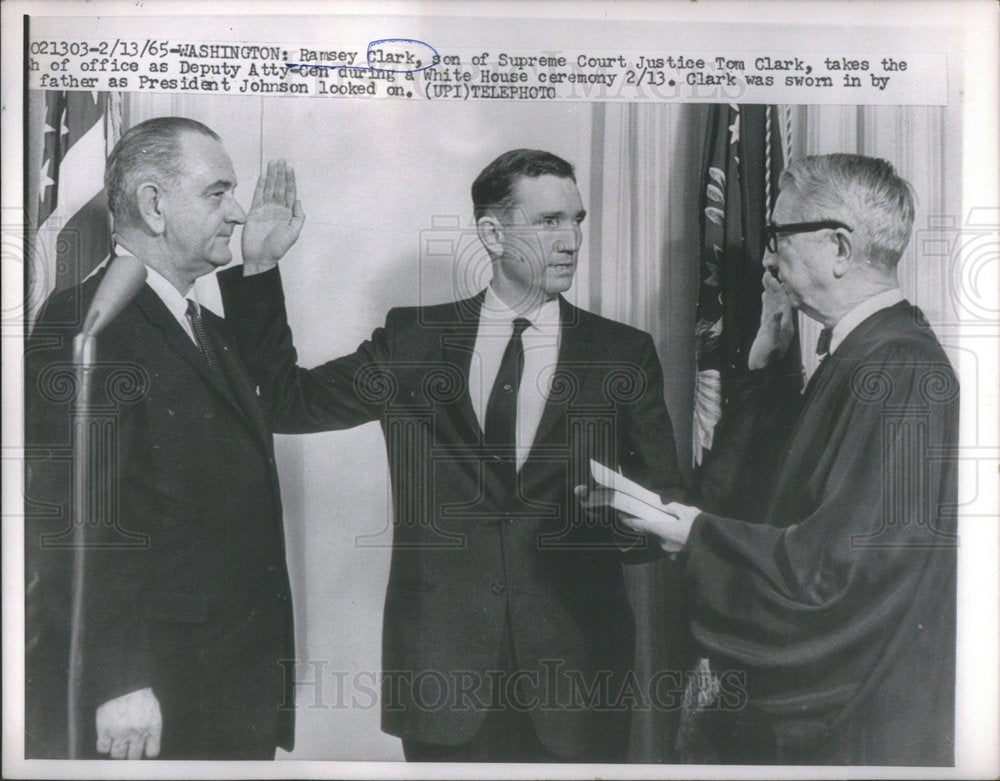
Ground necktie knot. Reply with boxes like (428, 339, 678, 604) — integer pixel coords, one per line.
(816, 328, 833, 356)
(512, 317, 531, 338)
(186, 298, 200, 319)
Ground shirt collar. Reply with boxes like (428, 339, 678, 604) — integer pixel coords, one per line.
(829, 288, 904, 354)
(115, 243, 194, 322)
(482, 285, 561, 330)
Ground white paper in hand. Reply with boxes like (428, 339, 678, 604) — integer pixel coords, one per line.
(589, 459, 663, 508)
(588, 459, 677, 525)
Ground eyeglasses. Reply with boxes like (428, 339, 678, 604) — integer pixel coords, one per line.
(765, 221, 853, 254)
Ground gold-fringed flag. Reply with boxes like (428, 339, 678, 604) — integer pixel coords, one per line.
(692, 104, 801, 522)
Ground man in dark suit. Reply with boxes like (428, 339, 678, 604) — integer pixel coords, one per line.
(25, 117, 304, 759)
(219, 149, 688, 762)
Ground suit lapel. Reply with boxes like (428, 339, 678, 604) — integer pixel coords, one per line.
(205, 312, 274, 452)
(133, 286, 269, 452)
(440, 291, 486, 442)
(529, 296, 592, 453)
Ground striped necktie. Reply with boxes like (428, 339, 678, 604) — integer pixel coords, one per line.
(186, 299, 232, 394)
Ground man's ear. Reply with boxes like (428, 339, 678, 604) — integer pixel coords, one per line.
(476, 214, 503, 257)
(135, 182, 166, 234)
(831, 227, 854, 278)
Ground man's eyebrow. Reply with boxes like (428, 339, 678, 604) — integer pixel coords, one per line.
(538, 209, 587, 220)
(202, 179, 236, 194)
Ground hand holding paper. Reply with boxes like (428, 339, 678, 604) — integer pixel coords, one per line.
(577, 460, 700, 552)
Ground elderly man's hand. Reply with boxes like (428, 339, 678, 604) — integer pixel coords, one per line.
(575, 485, 699, 553)
(242, 158, 306, 274)
(748, 271, 795, 369)
(616, 502, 700, 553)
(95, 687, 162, 759)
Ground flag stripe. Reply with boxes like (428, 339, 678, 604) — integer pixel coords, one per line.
(45, 113, 107, 225)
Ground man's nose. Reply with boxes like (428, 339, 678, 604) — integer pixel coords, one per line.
(227, 196, 246, 224)
(762, 248, 777, 272)
(555, 224, 581, 254)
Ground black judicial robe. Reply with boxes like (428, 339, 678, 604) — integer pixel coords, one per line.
(684, 301, 958, 765)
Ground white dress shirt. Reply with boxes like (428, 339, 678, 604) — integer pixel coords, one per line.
(469, 286, 561, 470)
(115, 244, 197, 345)
(829, 288, 905, 355)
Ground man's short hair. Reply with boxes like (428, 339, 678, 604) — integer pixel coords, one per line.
(472, 149, 576, 222)
(779, 153, 916, 269)
(105, 117, 220, 224)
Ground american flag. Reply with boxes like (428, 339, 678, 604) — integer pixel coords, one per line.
(29, 91, 122, 324)
(689, 103, 802, 524)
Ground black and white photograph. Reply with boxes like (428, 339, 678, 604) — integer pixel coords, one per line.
(3, 1, 998, 778)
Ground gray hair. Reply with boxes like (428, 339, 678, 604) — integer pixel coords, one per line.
(105, 116, 220, 224)
(779, 153, 916, 269)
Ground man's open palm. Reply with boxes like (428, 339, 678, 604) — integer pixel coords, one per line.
(242, 158, 305, 272)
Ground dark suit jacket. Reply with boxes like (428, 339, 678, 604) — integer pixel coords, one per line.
(24, 267, 295, 759)
(220, 266, 687, 759)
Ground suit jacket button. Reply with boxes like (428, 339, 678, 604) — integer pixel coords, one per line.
(491, 582, 506, 595)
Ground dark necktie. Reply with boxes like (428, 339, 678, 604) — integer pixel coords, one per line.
(186, 299, 230, 389)
(802, 327, 836, 399)
(815, 327, 833, 357)
(484, 318, 531, 468)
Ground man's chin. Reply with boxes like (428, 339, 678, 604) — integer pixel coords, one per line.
(545, 277, 575, 296)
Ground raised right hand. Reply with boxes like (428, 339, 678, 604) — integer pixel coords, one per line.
(242, 158, 306, 275)
(747, 271, 795, 369)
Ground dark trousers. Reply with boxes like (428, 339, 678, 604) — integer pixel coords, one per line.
(402, 614, 583, 763)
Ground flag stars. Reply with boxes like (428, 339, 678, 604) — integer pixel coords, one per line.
(39, 158, 55, 203)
